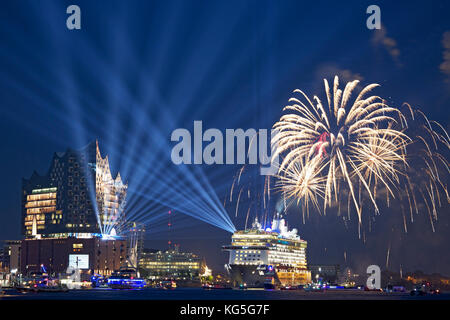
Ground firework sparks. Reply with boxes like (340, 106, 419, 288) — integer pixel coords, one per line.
(275, 156, 327, 220)
(398, 103, 450, 227)
(273, 76, 409, 222)
(228, 77, 449, 232)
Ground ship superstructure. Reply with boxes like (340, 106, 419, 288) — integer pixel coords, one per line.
(222, 214, 311, 287)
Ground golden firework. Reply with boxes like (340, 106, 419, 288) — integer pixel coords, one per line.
(273, 76, 409, 222)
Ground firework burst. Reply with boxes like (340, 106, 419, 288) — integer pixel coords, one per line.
(273, 76, 409, 222)
(275, 155, 327, 219)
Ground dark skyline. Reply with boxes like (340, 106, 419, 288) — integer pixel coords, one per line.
(0, 0, 449, 276)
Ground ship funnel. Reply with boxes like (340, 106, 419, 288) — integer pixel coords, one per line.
(252, 216, 262, 230)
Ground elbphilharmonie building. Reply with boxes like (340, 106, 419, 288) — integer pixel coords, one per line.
(22, 141, 127, 239)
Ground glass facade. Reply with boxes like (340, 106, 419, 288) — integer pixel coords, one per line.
(24, 188, 58, 236)
(139, 248, 203, 280)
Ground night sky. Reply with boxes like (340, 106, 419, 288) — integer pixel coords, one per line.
(0, 0, 449, 276)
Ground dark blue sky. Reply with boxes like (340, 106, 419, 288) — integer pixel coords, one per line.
(0, 0, 449, 274)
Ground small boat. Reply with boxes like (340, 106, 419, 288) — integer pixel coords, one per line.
(91, 274, 108, 288)
(303, 283, 325, 292)
(263, 283, 277, 290)
(202, 283, 232, 290)
(34, 286, 69, 293)
(156, 280, 176, 290)
(15, 284, 69, 293)
(17, 266, 68, 293)
(280, 285, 298, 290)
(238, 283, 248, 290)
(107, 267, 146, 289)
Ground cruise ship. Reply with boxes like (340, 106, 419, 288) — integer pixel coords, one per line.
(222, 214, 311, 288)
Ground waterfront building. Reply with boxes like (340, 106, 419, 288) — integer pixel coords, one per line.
(20, 237, 126, 276)
(18, 141, 130, 278)
(22, 141, 127, 239)
(309, 264, 340, 284)
(0, 240, 21, 273)
(223, 214, 311, 287)
(139, 245, 204, 280)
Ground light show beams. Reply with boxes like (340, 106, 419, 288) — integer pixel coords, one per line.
(1, 1, 246, 237)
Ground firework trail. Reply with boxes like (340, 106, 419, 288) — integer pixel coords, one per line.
(228, 162, 280, 228)
(273, 76, 409, 222)
(396, 103, 450, 231)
